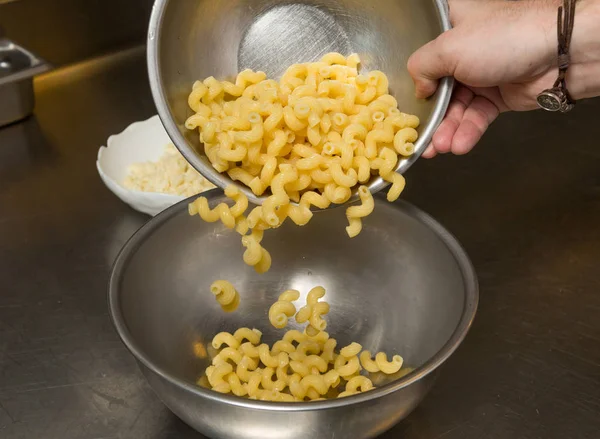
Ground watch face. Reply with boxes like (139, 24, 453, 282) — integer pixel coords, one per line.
(537, 92, 561, 112)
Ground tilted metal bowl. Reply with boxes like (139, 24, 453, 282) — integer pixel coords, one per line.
(147, 0, 453, 205)
(108, 191, 477, 439)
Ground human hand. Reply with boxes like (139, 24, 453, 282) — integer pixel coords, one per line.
(408, 0, 600, 158)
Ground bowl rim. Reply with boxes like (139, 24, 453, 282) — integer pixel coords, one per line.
(108, 190, 479, 411)
(146, 0, 454, 206)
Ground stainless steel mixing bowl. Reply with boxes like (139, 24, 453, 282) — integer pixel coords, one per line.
(109, 191, 478, 439)
(147, 0, 453, 205)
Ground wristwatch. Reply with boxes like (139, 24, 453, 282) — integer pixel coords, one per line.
(537, 0, 576, 113)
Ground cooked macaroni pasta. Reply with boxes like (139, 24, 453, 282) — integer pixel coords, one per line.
(186, 53, 420, 273)
(295, 286, 329, 334)
(345, 186, 375, 238)
(210, 280, 240, 312)
(199, 285, 410, 401)
(268, 289, 300, 329)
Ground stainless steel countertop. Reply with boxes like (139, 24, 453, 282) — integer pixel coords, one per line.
(1, 47, 599, 439)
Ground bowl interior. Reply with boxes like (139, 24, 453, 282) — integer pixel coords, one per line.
(150, 0, 451, 202)
(114, 194, 472, 390)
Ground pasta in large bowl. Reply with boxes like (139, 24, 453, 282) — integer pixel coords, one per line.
(148, 0, 453, 205)
(109, 192, 478, 439)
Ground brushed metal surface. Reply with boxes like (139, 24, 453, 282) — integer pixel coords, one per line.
(148, 0, 453, 206)
(109, 193, 477, 439)
(1, 47, 600, 439)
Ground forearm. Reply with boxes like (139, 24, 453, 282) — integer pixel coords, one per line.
(570, 0, 600, 64)
(541, 0, 600, 99)
(566, 62, 600, 100)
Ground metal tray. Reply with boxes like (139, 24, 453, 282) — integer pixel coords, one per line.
(0, 38, 50, 127)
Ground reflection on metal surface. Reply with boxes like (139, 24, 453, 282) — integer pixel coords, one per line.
(238, 4, 351, 78)
(34, 45, 145, 92)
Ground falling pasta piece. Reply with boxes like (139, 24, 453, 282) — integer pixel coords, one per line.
(210, 280, 240, 312)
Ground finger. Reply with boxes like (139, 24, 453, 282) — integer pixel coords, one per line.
(421, 144, 438, 159)
(433, 120, 458, 154)
(451, 96, 500, 155)
(432, 86, 474, 153)
(407, 32, 458, 99)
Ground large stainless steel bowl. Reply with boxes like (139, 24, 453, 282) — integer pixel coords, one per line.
(147, 0, 453, 205)
(109, 191, 478, 439)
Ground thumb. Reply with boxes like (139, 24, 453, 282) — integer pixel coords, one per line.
(407, 33, 457, 99)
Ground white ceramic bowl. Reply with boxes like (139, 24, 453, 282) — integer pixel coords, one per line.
(97, 115, 206, 216)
